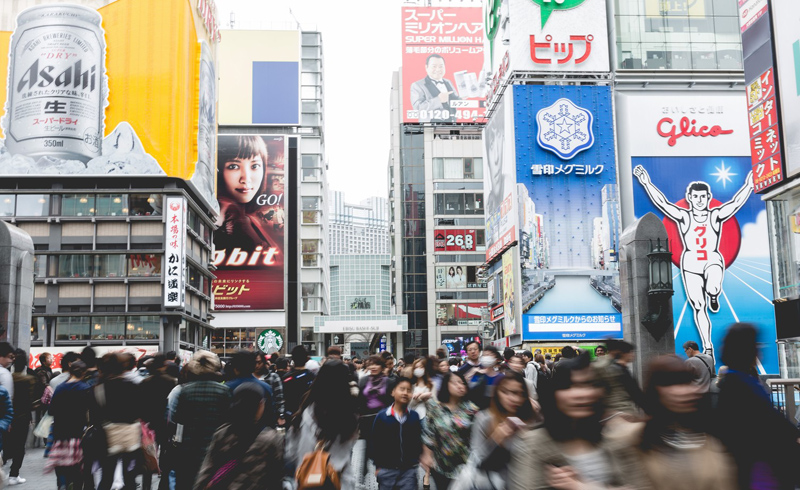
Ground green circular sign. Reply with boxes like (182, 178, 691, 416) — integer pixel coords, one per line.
(257, 329, 284, 354)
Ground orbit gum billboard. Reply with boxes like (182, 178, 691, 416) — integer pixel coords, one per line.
(402, 6, 486, 124)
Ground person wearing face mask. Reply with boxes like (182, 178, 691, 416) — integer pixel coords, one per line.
(467, 346, 505, 410)
(409, 357, 435, 419)
(508, 353, 651, 490)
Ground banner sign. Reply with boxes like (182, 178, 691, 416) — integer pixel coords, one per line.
(402, 6, 486, 124)
(632, 155, 778, 374)
(212, 135, 286, 311)
(484, 93, 518, 262)
(514, 85, 622, 341)
(164, 196, 186, 308)
(435, 265, 487, 290)
(502, 250, 517, 336)
(434, 229, 477, 251)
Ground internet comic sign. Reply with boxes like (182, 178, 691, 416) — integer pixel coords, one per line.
(532, 0, 588, 28)
(632, 156, 778, 374)
(212, 135, 286, 311)
(514, 84, 622, 341)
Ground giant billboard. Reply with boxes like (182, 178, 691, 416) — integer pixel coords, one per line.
(618, 92, 778, 374)
(402, 6, 485, 124)
(514, 85, 622, 341)
(212, 135, 286, 311)
(484, 92, 518, 262)
(770, 1, 800, 178)
(218, 30, 300, 126)
(0, 0, 219, 211)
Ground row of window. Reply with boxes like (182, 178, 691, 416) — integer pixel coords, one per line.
(432, 157, 483, 180)
(41, 315, 161, 341)
(434, 193, 484, 216)
(0, 194, 160, 217)
(39, 254, 162, 278)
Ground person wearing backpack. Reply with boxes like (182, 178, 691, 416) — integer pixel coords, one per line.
(368, 377, 423, 490)
(288, 359, 358, 489)
(194, 383, 283, 490)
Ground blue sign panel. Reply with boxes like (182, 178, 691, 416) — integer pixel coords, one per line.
(514, 85, 622, 341)
(632, 156, 778, 374)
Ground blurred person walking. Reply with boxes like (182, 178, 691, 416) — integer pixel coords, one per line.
(91, 353, 144, 490)
(467, 346, 504, 410)
(409, 357, 435, 419)
(140, 354, 177, 490)
(465, 372, 537, 489)
(5, 349, 35, 485)
(194, 384, 283, 490)
(171, 351, 231, 490)
(509, 354, 650, 490)
(286, 359, 359, 488)
(255, 352, 285, 426)
(597, 339, 645, 415)
(358, 355, 396, 440)
(636, 355, 735, 489)
(717, 323, 800, 489)
(458, 341, 482, 377)
(225, 351, 275, 427)
(282, 346, 315, 420)
(421, 372, 479, 490)
(46, 361, 91, 490)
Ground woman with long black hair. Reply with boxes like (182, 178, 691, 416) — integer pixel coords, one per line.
(194, 383, 283, 490)
(509, 353, 650, 489)
(286, 358, 359, 488)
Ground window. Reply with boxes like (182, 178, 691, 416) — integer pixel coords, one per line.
(302, 240, 319, 267)
(56, 316, 90, 341)
(433, 157, 484, 180)
(188, 265, 202, 290)
(0, 195, 14, 216)
(129, 194, 159, 216)
(62, 194, 95, 216)
(126, 315, 160, 340)
(302, 211, 320, 224)
(302, 154, 321, 168)
(58, 255, 94, 278)
(16, 195, 49, 217)
(91, 315, 125, 340)
(128, 254, 161, 277)
(33, 254, 46, 277)
(435, 193, 484, 216)
(95, 255, 126, 277)
(31, 317, 46, 342)
(95, 194, 127, 216)
(302, 197, 319, 210)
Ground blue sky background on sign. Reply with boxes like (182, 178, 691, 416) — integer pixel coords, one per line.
(632, 156, 778, 374)
(513, 84, 621, 340)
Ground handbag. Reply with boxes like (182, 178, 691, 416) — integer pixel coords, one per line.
(141, 422, 160, 473)
(32, 413, 53, 438)
(81, 423, 107, 460)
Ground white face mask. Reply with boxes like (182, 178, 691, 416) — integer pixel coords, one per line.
(480, 356, 496, 368)
(413, 368, 425, 378)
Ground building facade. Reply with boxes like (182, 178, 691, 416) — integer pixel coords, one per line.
(329, 191, 389, 255)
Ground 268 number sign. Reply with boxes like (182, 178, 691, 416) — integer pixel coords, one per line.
(435, 229, 478, 252)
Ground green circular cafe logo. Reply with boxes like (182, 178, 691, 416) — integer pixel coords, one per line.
(257, 329, 284, 354)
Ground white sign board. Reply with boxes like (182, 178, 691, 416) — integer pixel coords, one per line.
(314, 320, 407, 334)
(164, 196, 186, 308)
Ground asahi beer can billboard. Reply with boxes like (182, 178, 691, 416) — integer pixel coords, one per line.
(0, 0, 220, 212)
(5, 4, 107, 162)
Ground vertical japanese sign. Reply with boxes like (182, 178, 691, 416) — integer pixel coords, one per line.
(514, 85, 622, 341)
(770, 1, 800, 178)
(740, 0, 786, 192)
(212, 135, 286, 311)
(502, 250, 516, 336)
(402, 6, 485, 124)
(164, 196, 186, 308)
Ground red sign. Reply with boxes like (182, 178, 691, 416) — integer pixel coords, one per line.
(434, 229, 477, 252)
(656, 116, 734, 147)
(402, 6, 485, 124)
(747, 68, 785, 193)
(530, 34, 594, 65)
(490, 304, 505, 321)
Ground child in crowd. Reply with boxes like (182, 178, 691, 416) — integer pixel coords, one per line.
(368, 377, 422, 490)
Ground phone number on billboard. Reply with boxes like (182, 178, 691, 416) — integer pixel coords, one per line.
(406, 110, 480, 120)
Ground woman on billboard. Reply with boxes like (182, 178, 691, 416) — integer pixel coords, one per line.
(215, 135, 279, 254)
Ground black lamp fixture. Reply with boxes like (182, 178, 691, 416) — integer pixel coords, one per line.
(641, 238, 674, 336)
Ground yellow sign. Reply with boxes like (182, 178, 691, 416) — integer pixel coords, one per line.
(502, 250, 516, 337)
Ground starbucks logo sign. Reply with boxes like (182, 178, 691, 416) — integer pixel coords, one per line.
(257, 329, 284, 354)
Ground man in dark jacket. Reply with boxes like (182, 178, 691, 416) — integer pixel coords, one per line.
(281, 346, 315, 418)
(368, 377, 422, 490)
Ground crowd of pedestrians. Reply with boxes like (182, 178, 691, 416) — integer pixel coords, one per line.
(0, 322, 793, 489)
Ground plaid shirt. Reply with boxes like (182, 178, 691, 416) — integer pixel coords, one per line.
(263, 372, 285, 419)
(172, 380, 231, 450)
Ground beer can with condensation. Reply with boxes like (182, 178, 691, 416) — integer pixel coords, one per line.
(4, 4, 107, 163)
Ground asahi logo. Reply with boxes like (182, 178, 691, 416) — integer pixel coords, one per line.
(16, 59, 97, 93)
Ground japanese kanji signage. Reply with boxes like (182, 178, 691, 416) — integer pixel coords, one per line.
(770, 1, 800, 178)
(433, 229, 477, 252)
(164, 196, 186, 308)
(402, 6, 485, 124)
(514, 84, 622, 339)
(740, 0, 786, 193)
(212, 135, 286, 311)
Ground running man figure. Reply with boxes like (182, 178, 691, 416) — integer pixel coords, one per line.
(634, 165, 753, 357)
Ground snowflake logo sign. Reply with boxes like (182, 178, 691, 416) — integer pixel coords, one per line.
(536, 98, 595, 160)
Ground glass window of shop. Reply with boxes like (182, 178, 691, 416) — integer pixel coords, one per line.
(130, 194, 160, 216)
(55, 316, 91, 341)
(615, 0, 742, 70)
(90, 315, 125, 340)
(58, 255, 94, 278)
(302, 239, 319, 267)
(16, 195, 49, 217)
(210, 328, 256, 357)
(62, 194, 95, 216)
(126, 315, 160, 340)
(128, 254, 161, 277)
(0, 195, 14, 216)
(435, 193, 484, 215)
(95, 255, 126, 277)
(31, 317, 46, 343)
(95, 194, 127, 216)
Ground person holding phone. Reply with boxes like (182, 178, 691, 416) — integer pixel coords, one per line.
(508, 353, 650, 490)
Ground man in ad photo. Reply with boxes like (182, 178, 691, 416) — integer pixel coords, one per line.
(410, 54, 461, 123)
